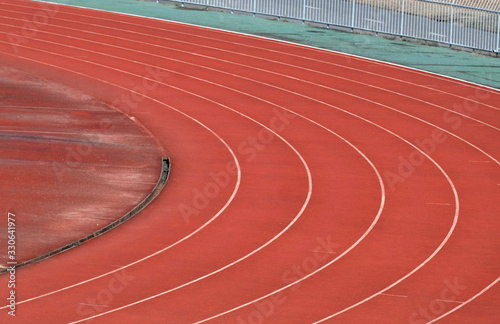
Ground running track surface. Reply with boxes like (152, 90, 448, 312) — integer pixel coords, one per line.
(0, 1, 499, 323)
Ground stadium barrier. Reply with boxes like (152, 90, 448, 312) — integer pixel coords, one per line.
(161, 0, 500, 54)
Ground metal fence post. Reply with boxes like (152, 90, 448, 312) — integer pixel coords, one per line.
(351, 0, 356, 28)
(303, 0, 306, 23)
(400, 0, 405, 35)
(449, 0, 455, 45)
(497, 12, 500, 52)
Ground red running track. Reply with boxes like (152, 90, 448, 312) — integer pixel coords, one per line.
(0, 1, 499, 323)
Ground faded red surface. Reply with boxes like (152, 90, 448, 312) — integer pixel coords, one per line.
(0, 65, 162, 268)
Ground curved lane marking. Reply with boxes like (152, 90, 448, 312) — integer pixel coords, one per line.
(4, 1, 500, 112)
(0, 3, 498, 322)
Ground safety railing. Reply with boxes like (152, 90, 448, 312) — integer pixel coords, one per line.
(165, 0, 500, 53)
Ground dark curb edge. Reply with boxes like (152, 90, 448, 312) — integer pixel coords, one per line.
(1, 157, 171, 273)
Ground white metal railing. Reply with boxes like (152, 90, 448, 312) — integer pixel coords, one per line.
(166, 0, 500, 53)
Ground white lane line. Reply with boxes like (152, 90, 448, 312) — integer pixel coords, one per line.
(20, 4, 500, 323)
(426, 202, 453, 206)
(3, 14, 497, 136)
(78, 303, 108, 308)
(312, 165, 459, 323)
(1, 17, 498, 167)
(2, 4, 500, 122)
(1, 4, 498, 322)
(1, 29, 385, 322)
(11, 0, 500, 112)
(0, 16, 384, 324)
(379, 293, 408, 298)
(197, 93, 458, 324)
(0, 55, 243, 312)
(435, 299, 464, 304)
(428, 277, 500, 323)
(0, 44, 316, 324)
(62, 78, 314, 324)
(0, 27, 489, 324)
(0, 18, 473, 323)
(0, 24, 384, 315)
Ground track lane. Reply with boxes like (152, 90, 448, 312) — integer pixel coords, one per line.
(429, 277, 500, 323)
(0, 9, 498, 159)
(0, 48, 248, 293)
(3, 0, 499, 116)
(0, 3, 386, 322)
(0, 28, 382, 324)
(5, 0, 500, 108)
(0, 12, 498, 168)
(2, 8, 458, 322)
(0, 1, 498, 322)
(0, 0, 386, 308)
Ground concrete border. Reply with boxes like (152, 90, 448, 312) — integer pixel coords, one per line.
(0, 157, 171, 273)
